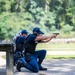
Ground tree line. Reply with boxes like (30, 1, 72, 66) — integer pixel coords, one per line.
(0, 0, 75, 40)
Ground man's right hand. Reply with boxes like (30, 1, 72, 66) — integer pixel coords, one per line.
(52, 33, 59, 38)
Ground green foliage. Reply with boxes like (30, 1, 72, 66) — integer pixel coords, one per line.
(0, 11, 36, 40)
(61, 24, 73, 34)
(0, 0, 75, 41)
(29, 0, 56, 34)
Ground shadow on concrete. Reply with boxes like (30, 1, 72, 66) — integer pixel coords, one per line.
(41, 59, 75, 75)
(14, 59, 75, 75)
(0, 65, 6, 75)
(1, 59, 75, 75)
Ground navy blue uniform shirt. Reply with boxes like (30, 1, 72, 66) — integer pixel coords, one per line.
(16, 36, 26, 51)
(16, 36, 26, 44)
(25, 34, 38, 54)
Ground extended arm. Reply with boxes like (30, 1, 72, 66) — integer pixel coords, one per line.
(43, 33, 59, 43)
(35, 34, 58, 42)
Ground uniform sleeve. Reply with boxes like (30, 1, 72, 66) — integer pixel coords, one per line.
(28, 34, 36, 42)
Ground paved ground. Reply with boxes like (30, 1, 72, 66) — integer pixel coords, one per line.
(1, 52, 75, 75)
(1, 58, 75, 75)
(13, 59, 75, 75)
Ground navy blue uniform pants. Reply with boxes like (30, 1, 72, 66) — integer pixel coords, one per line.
(18, 50, 46, 72)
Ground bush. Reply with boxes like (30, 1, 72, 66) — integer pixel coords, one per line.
(61, 24, 73, 34)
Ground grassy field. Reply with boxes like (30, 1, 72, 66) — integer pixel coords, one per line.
(46, 55, 75, 59)
(36, 43, 75, 59)
(36, 43, 75, 51)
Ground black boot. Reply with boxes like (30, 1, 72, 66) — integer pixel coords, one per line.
(39, 66, 47, 71)
(16, 60, 23, 72)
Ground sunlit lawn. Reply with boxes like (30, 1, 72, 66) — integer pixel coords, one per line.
(46, 55, 75, 59)
(36, 43, 75, 51)
(37, 43, 75, 59)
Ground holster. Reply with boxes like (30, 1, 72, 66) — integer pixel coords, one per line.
(25, 53, 31, 62)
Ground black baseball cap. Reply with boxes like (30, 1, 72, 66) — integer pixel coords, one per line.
(33, 27, 44, 34)
(21, 30, 28, 34)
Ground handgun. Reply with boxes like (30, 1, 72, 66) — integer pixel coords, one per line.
(53, 33, 59, 35)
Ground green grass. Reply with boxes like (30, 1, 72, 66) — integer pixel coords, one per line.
(37, 43, 75, 59)
(2, 55, 6, 59)
(46, 55, 75, 59)
(36, 43, 75, 51)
